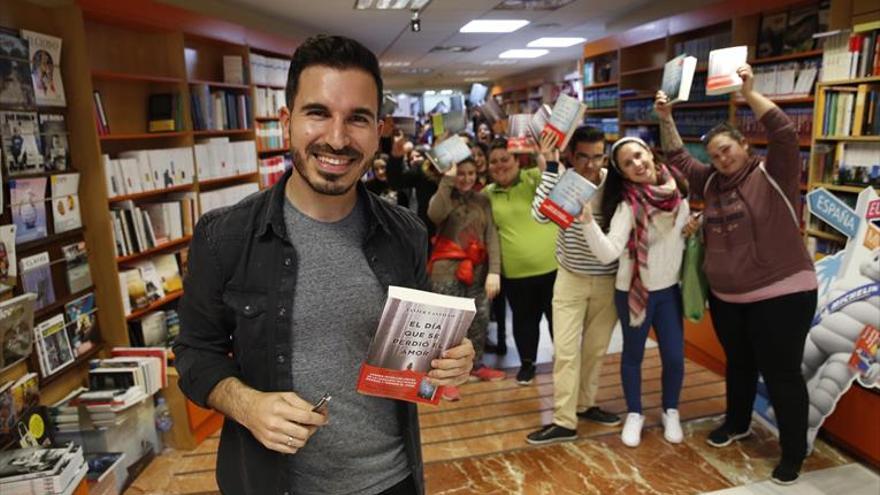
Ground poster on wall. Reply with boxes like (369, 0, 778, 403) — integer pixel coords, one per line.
(751, 187, 880, 450)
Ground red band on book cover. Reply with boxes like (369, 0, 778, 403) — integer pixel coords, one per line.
(357, 363, 443, 405)
(538, 197, 574, 229)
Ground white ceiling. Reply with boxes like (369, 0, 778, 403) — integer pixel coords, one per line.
(169, 0, 710, 91)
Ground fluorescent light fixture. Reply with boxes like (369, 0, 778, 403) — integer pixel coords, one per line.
(527, 37, 586, 48)
(439, 89, 454, 95)
(424, 90, 437, 95)
(354, 0, 432, 9)
(464, 77, 489, 82)
(499, 49, 548, 59)
(456, 69, 487, 75)
(380, 61, 412, 67)
(460, 19, 529, 33)
(481, 59, 519, 65)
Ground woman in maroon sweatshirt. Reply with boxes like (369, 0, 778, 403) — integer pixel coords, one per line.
(654, 64, 817, 486)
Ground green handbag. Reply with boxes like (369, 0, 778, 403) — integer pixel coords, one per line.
(681, 231, 709, 322)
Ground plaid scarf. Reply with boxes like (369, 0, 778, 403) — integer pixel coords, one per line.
(622, 163, 681, 326)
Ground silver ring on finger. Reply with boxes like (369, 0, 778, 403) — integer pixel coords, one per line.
(286, 435, 294, 448)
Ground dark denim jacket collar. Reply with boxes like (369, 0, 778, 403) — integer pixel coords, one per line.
(256, 167, 393, 239)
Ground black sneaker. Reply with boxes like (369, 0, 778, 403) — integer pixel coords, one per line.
(706, 424, 752, 448)
(770, 460, 801, 485)
(526, 424, 577, 445)
(516, 363, 536, 385)
(577, 407, 622, 426)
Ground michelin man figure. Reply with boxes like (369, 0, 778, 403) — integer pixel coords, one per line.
(802, 248, 880, 446)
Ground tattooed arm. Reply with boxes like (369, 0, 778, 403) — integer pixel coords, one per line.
(655, 90, 683, 153)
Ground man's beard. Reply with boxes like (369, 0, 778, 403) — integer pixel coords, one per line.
(292, 144, 365, 196)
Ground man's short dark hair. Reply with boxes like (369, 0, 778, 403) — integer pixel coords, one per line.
(568, 125, 605, 150)
(286, 35, 383, 113)
(489, 137, 508, 153)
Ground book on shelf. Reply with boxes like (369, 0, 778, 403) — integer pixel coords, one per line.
(357, 286, 476, 405)
(706, 46, 747, 96)
(110, 348, 168, 388)
(544, 94, 587, 150)
(661, 54, 697, 104)
(134, 260, 165, 303)
(424, 135, 471, 173)
(259, 154, 289, 188)
(254, 86, 285, 118)
(120, 268, 147, 315)
(93, 90, 109, 135)
(249, 53, 290, 87)
(64, 292, 96, 358)
(10, 176, 47, 244)
(128, 310, 169, 348)
(757, 10, 787, 59)
(38, 113, 69, 172)
(784, 3, 823, 54)
(199, 183, 258, 216)
(20, 251, 55, 311)
(0, 293, 36, 371)
(0, 371, 39, 445)
(1, 110, 43, 176)
(153, 253, 182, 293)
(147, 93, 178, 133)
(34, 313, 75, 377)
(20, 29, 66, 107)
(0, 31, 36, 108)
(538, 169, 599, 229)
(0, 224, 17, 288)
(835, 142, 880, 187)
(50, 172, 81, 234)
(223, 55, 245, 85)
(61, 241, 91, 293)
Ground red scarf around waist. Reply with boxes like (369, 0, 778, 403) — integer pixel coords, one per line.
(428, 236, 487, 286)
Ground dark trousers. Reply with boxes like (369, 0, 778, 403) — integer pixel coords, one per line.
(709, 289, 817, 464)
(615, 286, 685, 413)
(380, 475, 417, 495)
(503, 271, 556, 364)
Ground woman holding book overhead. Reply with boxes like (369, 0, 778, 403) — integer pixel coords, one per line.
(427, 157, 505, 401)
(483, 137, 558, 385)
(578, 135, 690, 449)
(655, 64, 817, 486)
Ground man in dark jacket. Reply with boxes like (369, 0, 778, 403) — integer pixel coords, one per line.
(174, 35, 474, 495)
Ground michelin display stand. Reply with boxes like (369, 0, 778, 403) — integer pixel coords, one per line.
(752, 186, 880, 459)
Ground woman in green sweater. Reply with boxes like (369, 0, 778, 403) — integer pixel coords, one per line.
(484, 138, 558, 385)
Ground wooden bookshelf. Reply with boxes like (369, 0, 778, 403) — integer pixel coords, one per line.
(91, 70, 184, 83)
(126, 291, 183, 322)
(675, 101, 730, 109)
(199, 172, 260, 188)
(749, 49, 823, 64)
(619, 66, 664, 77)
(584, 80, 618, 89)
(192, 129, 252, 136)
(805, 228, 847, 243)
(108, 183, 195, 203)
(734, 96, 814, 105)
(187, 79, 250, 90)
(254, 83, 286, 90)
(116, 236, 193, 264)
(585, 108, 618, 114)
(813, 183, 879, 194)
(258, 146, 289, 155)
(815, 136, 880, 142)
(99, 131, 190, 141)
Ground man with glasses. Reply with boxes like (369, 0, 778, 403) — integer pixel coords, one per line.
(526, 126, 621, 444)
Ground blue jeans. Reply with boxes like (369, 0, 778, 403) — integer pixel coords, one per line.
(615, 286, 684, 413)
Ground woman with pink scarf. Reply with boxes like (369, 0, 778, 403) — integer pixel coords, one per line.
(579, 136, 690, 448)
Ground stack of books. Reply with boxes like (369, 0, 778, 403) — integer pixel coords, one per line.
(0, 444, 87, 495)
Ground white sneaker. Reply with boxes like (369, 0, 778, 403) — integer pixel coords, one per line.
(621, 413, 645, 447)
(662, 409, 683, 444)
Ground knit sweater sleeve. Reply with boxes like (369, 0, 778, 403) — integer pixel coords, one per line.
(761, 106, 800, 189)
(581, 202, 632, 265)
(427, 175, 456, 227)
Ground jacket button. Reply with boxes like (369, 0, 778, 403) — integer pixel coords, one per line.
(278, 307, 287, 317)
(283, 257, 292, 267)
(244, 304, 253, 314)
(276, 354, 285, 364)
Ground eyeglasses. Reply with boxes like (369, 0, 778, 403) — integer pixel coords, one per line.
(573, 152, 606, 164)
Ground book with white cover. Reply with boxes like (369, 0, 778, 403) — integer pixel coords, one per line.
(661, 54, 698, 104)
(538, 169, 599, 229)
(20, 30, 66, 107)
(50, 172, 81, 233)
(425, 136, 472, 173)
(34, 313, 74, 377)
(116, 158, 143, 194)
(706, 46, 748, 95)
(20, 251, 54, 311)
(357, 286, 476, 405)
(544, 94, 588, 150)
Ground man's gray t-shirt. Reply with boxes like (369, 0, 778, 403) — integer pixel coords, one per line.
(284, 197, 409, 494)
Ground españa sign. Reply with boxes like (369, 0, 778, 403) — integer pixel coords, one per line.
(807, 188, 860, 238)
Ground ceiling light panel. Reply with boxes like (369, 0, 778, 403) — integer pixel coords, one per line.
(460, 20, 529, 33)
(498, 49, 548, 58)
(481, 59, 519, 65)
(527, 37, 586, 47)
(354, 0, 432, 10)
(493, 0, 576, 10)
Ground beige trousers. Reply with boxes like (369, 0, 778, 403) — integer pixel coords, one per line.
(551, 267, 618, 429)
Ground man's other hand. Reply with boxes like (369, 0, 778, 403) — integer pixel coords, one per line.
(243, 391, 328, 455)
(427, 338, 475, 386)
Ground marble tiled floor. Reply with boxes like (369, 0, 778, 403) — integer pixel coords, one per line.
(124, 348, 873, 494)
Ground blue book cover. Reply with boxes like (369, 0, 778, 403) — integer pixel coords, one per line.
(10, 177, 47, 244)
